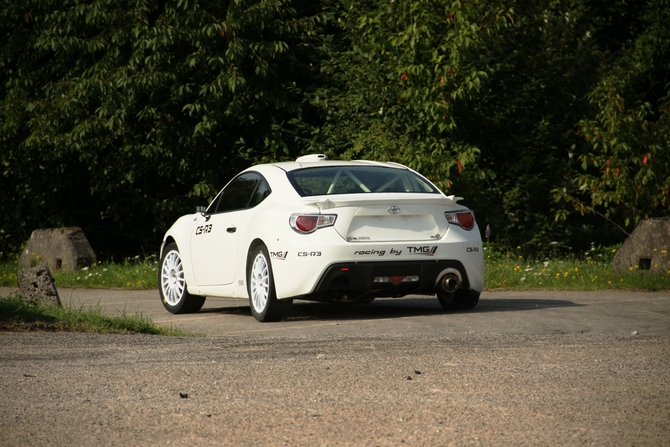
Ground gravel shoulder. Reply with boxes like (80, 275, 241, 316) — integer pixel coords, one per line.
(1, 289, 669, 446)
(1, 332, 668, 446)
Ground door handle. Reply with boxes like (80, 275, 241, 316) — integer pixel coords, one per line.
(227, 227, 237, 233)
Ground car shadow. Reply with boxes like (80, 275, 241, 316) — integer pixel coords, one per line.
(198, 295, 583, 322)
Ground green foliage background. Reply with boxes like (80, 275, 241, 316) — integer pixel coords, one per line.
(1, 0, 668, 259)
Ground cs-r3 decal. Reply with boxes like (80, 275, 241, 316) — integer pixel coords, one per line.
(298, 251, 322, 257)
(195, 224, 212, 235)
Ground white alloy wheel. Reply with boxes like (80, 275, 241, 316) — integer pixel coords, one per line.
(159, 242, 205, 314)
(247, 244, 291, 322)
(161, 249, 185, 306)
(250, 251, 270, 314)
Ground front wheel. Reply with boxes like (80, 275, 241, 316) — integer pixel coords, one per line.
(159, 242, 206, 314)
(248, 244, 291, 322)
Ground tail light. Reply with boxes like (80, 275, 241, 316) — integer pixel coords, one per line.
(445, 210, 475, 230)
(289, 214, 337, 234)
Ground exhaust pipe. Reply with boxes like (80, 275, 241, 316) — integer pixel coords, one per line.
(441, 274, 460, 292)
(437, 268, 462, 293)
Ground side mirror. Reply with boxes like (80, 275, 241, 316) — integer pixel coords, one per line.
(195, 206, 207, 213)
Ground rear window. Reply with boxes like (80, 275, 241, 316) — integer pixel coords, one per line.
(287, 165, 438, 197)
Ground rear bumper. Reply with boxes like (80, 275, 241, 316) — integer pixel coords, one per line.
(269, 225, 484, 299)
(309, 259, 471, 300)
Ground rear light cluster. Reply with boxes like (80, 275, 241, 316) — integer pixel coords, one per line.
(445, 210, 475, 230)
(289, 213, 337, 234)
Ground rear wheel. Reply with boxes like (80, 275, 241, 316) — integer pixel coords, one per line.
(436, 289, 480, 311)
(436, 291, 458, 311)
(459, 290, 480, 310)
(248, 244, 291, 322)
(159, 243, 206, 314)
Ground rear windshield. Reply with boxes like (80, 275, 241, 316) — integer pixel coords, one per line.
(287, 165, 438, 197)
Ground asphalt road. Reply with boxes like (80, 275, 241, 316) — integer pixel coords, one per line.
(10, 286, 669, 337)
(1, 287, 669, 446)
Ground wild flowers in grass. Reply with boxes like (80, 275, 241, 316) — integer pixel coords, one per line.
(0, 255, 159, 290)
(484, 244, 670, 291)
(0, 263, 18, 288)
(53, 255, 159, 289)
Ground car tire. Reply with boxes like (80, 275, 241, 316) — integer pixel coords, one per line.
(459, 290, 480, 310)
(436, 291, 459, 311)
(159, 242, 206, 314)
(248, 244, 291, 322)
(436, 289, 480, 311)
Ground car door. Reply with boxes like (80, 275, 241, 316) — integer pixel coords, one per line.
(189, 173, 261, 286)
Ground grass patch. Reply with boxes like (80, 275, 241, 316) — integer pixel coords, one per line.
(0, 293, 192, 336)
(484, 244, 670, 291)
(0, 262, 18, 288)
(0, 255, 158, 290)
(53, 255, 159, 289)
(1, 246, 669, 292)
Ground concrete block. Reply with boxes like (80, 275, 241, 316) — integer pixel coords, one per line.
(18, 266, 62, 307)
(613, 217, 670, 273)
(18, 227, 96, 272)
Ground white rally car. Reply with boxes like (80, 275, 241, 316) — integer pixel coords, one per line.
(159, 155, 484, 322)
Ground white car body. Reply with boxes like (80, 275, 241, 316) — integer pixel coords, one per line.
(159, 155, 484, 321)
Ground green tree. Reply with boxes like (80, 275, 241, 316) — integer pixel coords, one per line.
(1, 0, 321, 258)
(3, 0, 667, 261)
(453, 0, 609, 252)
(312, 0, 625, 253)
(310, 0, 512, 188)
(555, 0, 670, 230)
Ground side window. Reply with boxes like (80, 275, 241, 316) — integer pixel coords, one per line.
(249, 179, 271, 208)
(211, 173, 260, 214)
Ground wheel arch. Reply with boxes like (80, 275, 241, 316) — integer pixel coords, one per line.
(248, 238, 266, 253)
(160, 236, 177, 258)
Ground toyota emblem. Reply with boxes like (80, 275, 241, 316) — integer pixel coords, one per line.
(387, 206, 401, 214)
